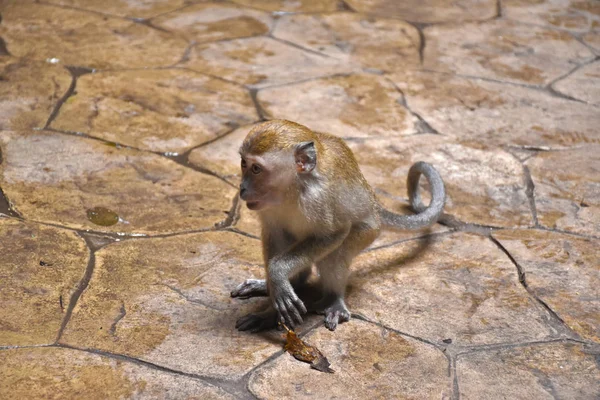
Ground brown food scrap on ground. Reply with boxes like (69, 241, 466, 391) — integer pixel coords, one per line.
(282, 323, 334, 373)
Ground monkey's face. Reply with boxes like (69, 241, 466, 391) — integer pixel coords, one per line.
(239, 152, 295, 211)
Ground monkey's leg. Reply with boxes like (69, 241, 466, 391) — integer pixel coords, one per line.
(235, 308, 278, 333)
(231, 269, 312, 299)
(316, 223, 379, 331)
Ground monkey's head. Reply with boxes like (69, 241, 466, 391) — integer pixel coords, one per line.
(238, 120, 319, 211)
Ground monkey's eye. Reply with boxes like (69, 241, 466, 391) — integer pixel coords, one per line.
(251, 164, 262, 175)
(241, 159, 247, 169)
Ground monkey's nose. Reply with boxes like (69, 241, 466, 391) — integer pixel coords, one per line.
(239, 187, 247, 199)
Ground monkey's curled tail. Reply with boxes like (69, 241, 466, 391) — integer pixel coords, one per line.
(378, 161, 446, 230)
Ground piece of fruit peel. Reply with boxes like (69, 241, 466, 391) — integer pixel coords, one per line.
(281, 323, 334, 373)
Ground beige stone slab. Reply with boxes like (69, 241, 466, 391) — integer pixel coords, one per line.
(457, 342, 600, 399)
(51, 69, 257, 153)
(0, 59, 71, 131)
(494, 229, 599, 341)
(0, 132, 236, 235)
(345, 0, 497, 24)
(47, 0, 190, 19)
(0, 218, 88, 346)
(389, 70, 600, 148)
(183, 37, 356, 88)
(231, 0, 340, 12)
(153, 2, 273, 42)
(553, 61, 600, 105)
(347, 136, 533, 228)
(0, 3, 187, 69)
(526, 145, 600, 236)
(582, 31, 600, 53)
(503, 0, 600, 33)
(257, 74, 419, 138)
(272, 13, 420, 71)
(0, 347, 233, 399)
(424, 19, 594, 85)
(59, 231, 289, 379)
(347, 232, 556, 345)
(248, 320, 451, 399)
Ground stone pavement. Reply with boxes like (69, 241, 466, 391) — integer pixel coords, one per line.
(0, 0, 599, 398)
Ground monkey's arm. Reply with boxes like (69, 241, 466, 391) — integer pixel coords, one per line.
(268, 228, 350, 327)
(379, 161, 446, 230)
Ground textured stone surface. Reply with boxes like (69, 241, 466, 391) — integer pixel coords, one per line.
(494, 230, 600, 341)
(231, 0, 340, 12)
(0, 3, 187, 69)
(272, 13, 421, 71)
(348, 233, 555, 345)
(0, 347, 233, 399)
(258, 74, 420, 138)
(47, 0, 190, 19)
(0, 132, 236, 235)
(249, 320, 451, 399)
(457, 342, 600, 399)
(0, 218, 88, 346)
(526, 145, 600, 236)
(60, 231, 285, 379)
(424, 19, 594, 85)
(153, 2, 273, 42)
(503, 0, 600, 33)
(51, 69, 257, 153)
(345, 0, 497, 24)
(0, 59, 71, 131)
(389, 70, 600, 148)
(184, 37, 355, 88)
(553, 61, 600, 105)
(347, 136, 533, 228)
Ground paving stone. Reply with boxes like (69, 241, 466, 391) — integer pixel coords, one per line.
(553, 61, 600, 105)
(424, 19, 594, 85)
(0, 347, 233, 399)
(153, 2, 273, 42)
(526, 145, 600, 236)
(0, 3, 187, 69)
(503, 0, 600, 33)
(0, 218, 88, 346)
(389, 70, 600, 148)
(59, 231, 289, 379)
(345, 0, 497, 24)
(47, 0, 191, 19)
(183, 37, 355, 88)
(0, 59, 71, 131)
(457, 342, 600, 399)
(231, 0, 340, 12)
(272, 13, 420, 71)
(248, 320, 451, 399)
(0, 132, 236, 235)
(347, 232, 556, 345)
(582, 31, 600, 53)
(257, 75, 420, 138)
(51, 69, 257, 153)
(494, 229, 600, 342)
(347, 135, 533, 228)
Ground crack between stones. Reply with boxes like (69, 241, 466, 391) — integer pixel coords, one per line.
(522, 164, 539, 227)
(386, 77, 441, 135)
(108, 302, 126, 336)
(54, 234, 96, 343)
(0, 343, 54, 351)
(39, 1, 133, 22)
(161, 284, 223, 311)
(268, 35, 333, 58)
(224, 227, 260, 240)
(533, 225, 600, 241)
(453, 338, 585, 357)
(252, 71, 352, 91)
(489, 236, 578, 339)
(249, 88, 270, 121)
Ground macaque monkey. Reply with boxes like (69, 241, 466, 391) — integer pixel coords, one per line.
(231, 120, 445, 332)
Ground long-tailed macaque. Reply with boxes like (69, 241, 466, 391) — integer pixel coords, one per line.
(231, 120, 445, 332)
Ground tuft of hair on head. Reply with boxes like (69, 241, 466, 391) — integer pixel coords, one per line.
(241, 120, 318, 155)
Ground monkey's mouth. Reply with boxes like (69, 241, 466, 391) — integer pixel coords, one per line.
(246, 201, 263, 210)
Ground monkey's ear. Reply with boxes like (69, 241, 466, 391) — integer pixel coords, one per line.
(294, 141, 316, 174)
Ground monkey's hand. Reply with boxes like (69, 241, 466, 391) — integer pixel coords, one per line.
(270, 280, 307, 328)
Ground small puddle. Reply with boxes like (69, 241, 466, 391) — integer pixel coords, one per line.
(87, 207, 119, 226)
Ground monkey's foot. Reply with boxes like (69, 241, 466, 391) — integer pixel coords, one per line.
(231, 279, 268, 299)
(235, 309, 277, 333)
(324, 299, 351, 331)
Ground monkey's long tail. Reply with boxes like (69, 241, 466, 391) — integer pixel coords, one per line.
(378, 161, 446, 230)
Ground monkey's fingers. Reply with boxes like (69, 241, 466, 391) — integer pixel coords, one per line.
(275, 298, 300, 328)
(284, 298, 304, 326)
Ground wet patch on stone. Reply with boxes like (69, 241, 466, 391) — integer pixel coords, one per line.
(248, 320, 451, 399)
(457, 342, 600, 399)
(51, 69, 257, 153)
(0, 347, 234, 399)
(0, 132, 236, 235)
(348, 232, 556, 345)
(87, 207, 119, 226)
(0, 219, 89, 346)
(424, 19, 594, 85)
